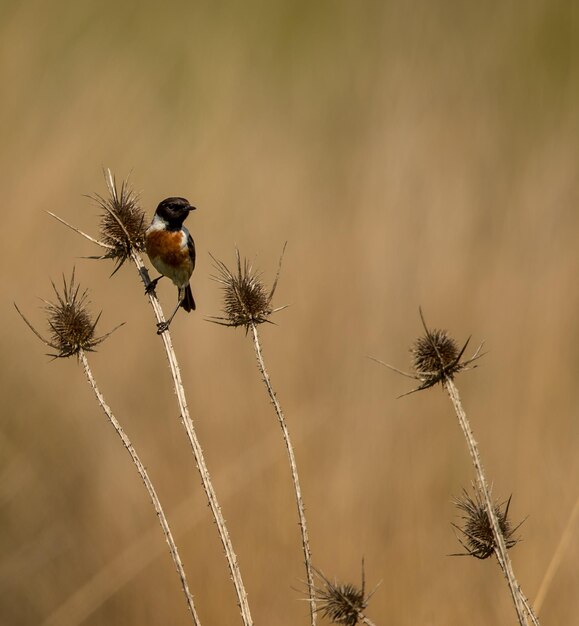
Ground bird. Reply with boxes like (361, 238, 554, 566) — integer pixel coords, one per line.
(145, 197, 197, 334)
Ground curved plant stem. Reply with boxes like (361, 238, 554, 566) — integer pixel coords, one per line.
(444, 378, 537, 626)
(130, 249, 253, 626)
(78, 350, 201, 626)
(250, 322, 316, 626)
(49, 170, 252, 626)
(520, 591, 541, 626)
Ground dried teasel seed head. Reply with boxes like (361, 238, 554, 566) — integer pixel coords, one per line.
(311, 564, 376, 626)
(369, 309, 484, 397)
(92, 170, 147, 273)
(15, 269, 121, 359)
(398, 308, 485, 395)
(210, 246, 286, 330)
(451, 488, 522, 560)
(412, 329, 462, 381)
(317, 582, 366, 626)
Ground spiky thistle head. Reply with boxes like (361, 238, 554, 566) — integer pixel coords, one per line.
(311, 564, 377, 626)
(451, 487, 522, 560)
(380, 308, 485, 396)
(15, 269, 121, 359)
(411, 327, 464, 384)
(317, 582, 366, 626)
(91, 169, 147, 273)
(210, 246, 286, 331)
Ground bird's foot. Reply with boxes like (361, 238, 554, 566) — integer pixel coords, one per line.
(156, 321, 170, 335)
(145, 277, 161, 295)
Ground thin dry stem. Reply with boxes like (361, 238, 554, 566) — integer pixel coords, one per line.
(42, 422, 320, 626)
(520, 591, 541, 626)
(491, 550, 540, 626)
(129, 247, 253, 626)
(250, 322, 316, 626)
(47, 211, 113, 251)
(444, 379, 535, 626)
(51, 170, 253, 626)
(78, 350, 200, 625)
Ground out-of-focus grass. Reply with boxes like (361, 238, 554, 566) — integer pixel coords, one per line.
(2, 1, 579, 624)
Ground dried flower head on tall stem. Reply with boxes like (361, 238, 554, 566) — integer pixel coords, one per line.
(15, 272, 201, 624)
(15, 269, 121, 359)
(372, 309, 538, 626)
(369, 308, 484, 397)
(209, 246, 287, 330)
(48, 170, 254, 626)
(91, 171, 147, 274)
(210, 247, 318, 626)
(451, 487, 522, 560)
(47, 170, 146, 277)
(312, 563, 378, 626)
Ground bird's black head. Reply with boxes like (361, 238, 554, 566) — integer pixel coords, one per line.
(155, 197, 196, 227)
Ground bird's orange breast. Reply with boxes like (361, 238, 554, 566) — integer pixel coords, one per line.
(145, 230, 189, 267)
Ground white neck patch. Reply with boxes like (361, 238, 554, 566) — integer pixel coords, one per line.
(148, 213, 168, 231)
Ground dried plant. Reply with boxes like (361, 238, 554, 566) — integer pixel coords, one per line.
(373, 309, 539, 626)
(209, 247, 286, 329)
(15, 273, 201, 625)
(412, 328, 465, 383)
(369, 308, 483, 397)
(451, 487, 522, 559)
(49, 170, 254, 626)
(91, 171, 147, 274)
(14, 269, 120, 359)
(210, 248, 317, 626)
(312, 564, 377, 626)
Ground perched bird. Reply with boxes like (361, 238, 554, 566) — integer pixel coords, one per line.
(145, 197, 196, 334)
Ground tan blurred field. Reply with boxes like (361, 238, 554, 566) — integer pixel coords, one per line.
(2, 1, 579, 624)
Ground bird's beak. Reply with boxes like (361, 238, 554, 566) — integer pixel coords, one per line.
(187, 205, 197, 212)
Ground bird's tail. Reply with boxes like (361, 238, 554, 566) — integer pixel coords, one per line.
(180, 284, 196, 312)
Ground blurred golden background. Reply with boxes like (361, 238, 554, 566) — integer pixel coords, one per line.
(2, 1, 579, 624)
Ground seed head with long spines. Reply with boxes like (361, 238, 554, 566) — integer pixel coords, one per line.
(374, 308, 485, 397)
(210, 246, 286, 331)
(411, 328, 464, 384)
(317, 581, 366, 626)
(451, 488, 522, 560)
(369, 309, 486, 397)
(15, 270, 120, 359)
(91, 171, 147, 273)
(311, 564, 377, 626)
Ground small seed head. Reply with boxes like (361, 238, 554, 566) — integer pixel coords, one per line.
(317, 581, 367, 626)
(210, 248, 285, 330)
(452, 488, 521, 560)
(311, 564, 375, 626)
(93, 171, 146, 272)
(16, 270, 119, 359)
(411, 328, 464, 385)
(374, 309, 484, 397)
(223, 260, 272, 326)
(413, 329, 459, 374)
